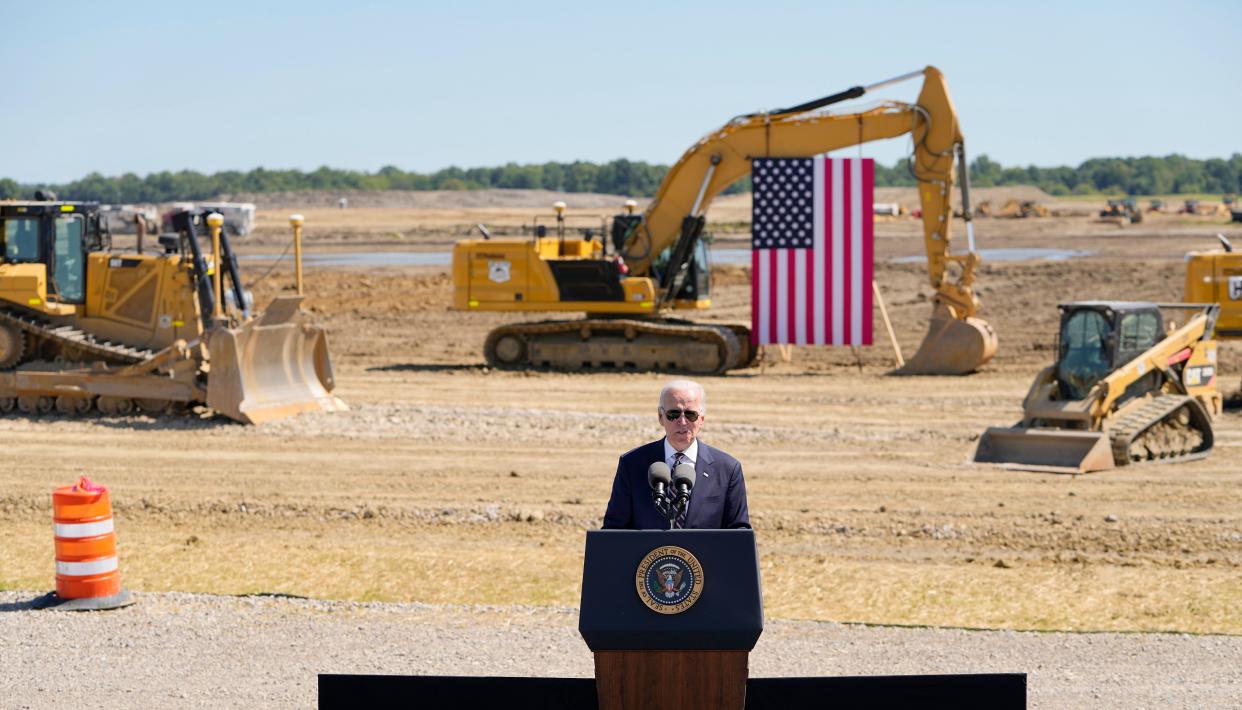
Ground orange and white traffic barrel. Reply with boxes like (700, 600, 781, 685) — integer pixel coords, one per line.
(36, 476, 133, 610)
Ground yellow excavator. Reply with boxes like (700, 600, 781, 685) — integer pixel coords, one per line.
(1186, 233, 1242, 398)
(0, 200, 344, 424)
(974, 302, 1221, 473)
(452, 66, 996, 375)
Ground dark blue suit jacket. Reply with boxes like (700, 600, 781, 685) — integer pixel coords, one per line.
(602, 438, 750, 530)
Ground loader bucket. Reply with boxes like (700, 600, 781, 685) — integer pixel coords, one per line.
(973, 427, 1116, 474)
(898, 304, 998, 375)
(206, 295, 347, 425)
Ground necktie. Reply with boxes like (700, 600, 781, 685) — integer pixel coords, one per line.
(673, 452, 689, 528)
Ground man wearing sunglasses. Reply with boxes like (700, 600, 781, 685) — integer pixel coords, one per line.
(602, 379, 750, 530)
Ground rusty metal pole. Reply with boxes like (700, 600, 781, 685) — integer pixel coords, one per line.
(290, 214, 305, 296)
(206, 213, 224, 320)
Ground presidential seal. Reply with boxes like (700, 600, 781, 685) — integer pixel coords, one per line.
(635, 545, 704, 614)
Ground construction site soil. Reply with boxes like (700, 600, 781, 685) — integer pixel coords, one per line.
(2, 192, 1240, 707)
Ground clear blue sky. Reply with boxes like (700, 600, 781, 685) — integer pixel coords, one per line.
(4, 0, 1239, 184)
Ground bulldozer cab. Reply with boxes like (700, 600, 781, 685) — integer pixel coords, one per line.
(1, 202, 108, 306)
(1055, 302, 1162, 399)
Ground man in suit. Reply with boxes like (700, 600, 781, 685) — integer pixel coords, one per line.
(603, 379, 750, 530)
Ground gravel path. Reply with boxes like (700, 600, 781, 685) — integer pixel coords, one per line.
(1, 591, 1238, 709)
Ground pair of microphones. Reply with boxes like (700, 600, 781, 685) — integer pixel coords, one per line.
(648, 461, 695, 529)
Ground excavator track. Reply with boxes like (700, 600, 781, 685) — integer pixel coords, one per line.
(0, 308, 154, 365)
(1108, 394, 1214, 467)
(484, 318, 754, 375)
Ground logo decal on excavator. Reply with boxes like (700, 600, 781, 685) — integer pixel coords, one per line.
(488, 260, 511, 284)
(1228, 276, 1242, 300)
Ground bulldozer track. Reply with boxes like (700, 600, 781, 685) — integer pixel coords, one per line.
(0, 308, 182, 419)
(483, 318, 755, 375)
(0, 308, 154, 366)
(1109, 394, 1214, 466)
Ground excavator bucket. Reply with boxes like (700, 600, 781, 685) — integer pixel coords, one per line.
(206, 295, 347, 425)
(973, 427, 1116, 474)
(898, 305, 998, 375)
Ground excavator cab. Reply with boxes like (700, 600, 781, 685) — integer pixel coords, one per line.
(653, 238, 711, 304)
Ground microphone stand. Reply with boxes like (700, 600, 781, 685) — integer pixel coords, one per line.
(652, 486, 676, 530)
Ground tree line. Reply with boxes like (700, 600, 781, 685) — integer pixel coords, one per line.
(4, 154, 1241, 203)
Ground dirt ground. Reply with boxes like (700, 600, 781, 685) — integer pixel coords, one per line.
(2, 197, 1240, 635)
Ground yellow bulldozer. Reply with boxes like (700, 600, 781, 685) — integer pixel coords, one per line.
(0, 200, 344, 424)
(452, 66, 996, 375)
(974, 301, 1221, 473)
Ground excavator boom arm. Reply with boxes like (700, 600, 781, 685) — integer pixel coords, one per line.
(626, 66, 979, 318)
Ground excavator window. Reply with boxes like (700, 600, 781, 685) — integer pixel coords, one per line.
(651, 239, 711, 301)
(1057, 308, 1112, 400)
(3, 217, 40, 262)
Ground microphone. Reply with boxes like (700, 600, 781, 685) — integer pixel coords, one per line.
(672, 463, 695, 499)
(647, 462, 671, 498)
(671, 463, 695, 529)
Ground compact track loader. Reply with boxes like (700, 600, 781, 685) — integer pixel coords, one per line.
(974, 302, 1221, 473)
(0, 201, 344, 424)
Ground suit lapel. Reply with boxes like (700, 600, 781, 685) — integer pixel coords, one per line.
(687, 443, 716, 525)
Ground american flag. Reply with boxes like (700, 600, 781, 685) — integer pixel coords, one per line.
(751, 156, 874, 346)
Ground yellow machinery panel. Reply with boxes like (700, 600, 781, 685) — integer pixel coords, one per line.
(0, 263, 49, 310)
(454, 238, 657, 314)
(79, 252, 203, 350)
(1186, 250, 1242, 337)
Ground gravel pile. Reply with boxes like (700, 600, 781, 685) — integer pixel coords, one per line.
(1, 591, 1238, 709)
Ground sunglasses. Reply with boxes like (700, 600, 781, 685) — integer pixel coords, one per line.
(662, 408, 701, 422)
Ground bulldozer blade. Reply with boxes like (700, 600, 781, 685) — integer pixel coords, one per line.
(206, 295, 347, 425)
(973, 427, 1116, 474)
(898, 306, 998, 375)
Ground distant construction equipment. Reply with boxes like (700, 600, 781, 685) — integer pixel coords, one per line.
(974, 301, 1220, 473)
(1097, 199, 1143, 225)
(974, 199, 1049, 218)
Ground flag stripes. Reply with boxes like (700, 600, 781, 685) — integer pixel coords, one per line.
(750, 156, 873, 346)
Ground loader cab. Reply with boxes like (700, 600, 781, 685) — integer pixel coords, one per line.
(0, 202, 107, 305)
(1055, 302, 1162, 400)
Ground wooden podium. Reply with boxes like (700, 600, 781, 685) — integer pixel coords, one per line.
(579, 529, 763, 710)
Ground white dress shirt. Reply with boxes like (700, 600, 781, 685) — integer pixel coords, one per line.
(663, 438, 699, 471)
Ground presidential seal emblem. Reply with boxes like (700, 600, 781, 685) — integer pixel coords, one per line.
(635, 545, 704, 614)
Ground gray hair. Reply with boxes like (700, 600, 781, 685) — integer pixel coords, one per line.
(658, 379, 706, 413)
